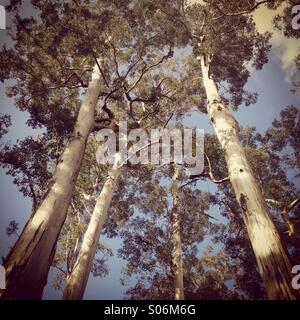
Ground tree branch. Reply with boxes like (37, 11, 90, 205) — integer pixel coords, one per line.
(188, 153, 229, 184)
(84, 24, 110, 88)
(48, 69, 90, 90)
(104, 32, 121, 79)
(288, 197, 300, 211)
(212, 0, 271, 20)
(53, 265, 67, 276)
(265, 197, 300, 212)
(126, 48, 173, 94)
(265, 198, 283, 208)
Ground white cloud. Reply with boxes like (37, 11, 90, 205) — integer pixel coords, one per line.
(253, 4, 300, 82)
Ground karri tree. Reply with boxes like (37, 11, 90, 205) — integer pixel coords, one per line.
(0, 0, 184, 299)
(177, 0, 297, 299)
(211, 120, 300, 298)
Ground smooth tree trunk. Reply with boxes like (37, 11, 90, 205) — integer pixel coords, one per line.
(63, 153, 122, 300)
(199, 55, 298, 300)
(0, 62, 103, 300)
(171, 166, 185, 300)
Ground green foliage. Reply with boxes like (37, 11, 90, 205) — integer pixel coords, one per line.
(6, 220, 19, 238)
(273, 0, 300, 39)
(183, 0, 271, 110)
(0, 135, 56, 209)
(0, 114, 11, 140)
(1, 0, 299, 300)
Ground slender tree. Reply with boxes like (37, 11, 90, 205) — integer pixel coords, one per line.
(1, 59, 103, 299)
(171, 165, 185, 300)
(0, 1, 109, 298)
(63, 152, 122, 299)
(118, 163, 237, 299)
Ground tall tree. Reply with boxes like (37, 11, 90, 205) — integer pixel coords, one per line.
(0, 1, 109, 299)
(0, 0, 179, 299)
(51, 135, 144, 294)
(210, 120, 300, 298)
(180, 0, 297, 299)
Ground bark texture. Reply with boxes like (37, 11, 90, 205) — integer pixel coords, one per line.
(63, 153, 122, 300)
(0, 63, 102, 300)
(171, 166, 185, 300)
(200, 55, 298, 300)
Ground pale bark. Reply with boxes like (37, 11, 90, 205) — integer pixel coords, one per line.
(171, 166, 185, 300)
(63, 153, 122, 300)
(0, 62, 103, 300)
(200, 55, 298, 300)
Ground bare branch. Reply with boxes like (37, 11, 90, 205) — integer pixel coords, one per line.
(265, 197, 300, 239)
(265, 197, 300, 213)
(288, 197, 300, 211)
(126, 48, 173, 94)
(188, 153, 229, 184)
(104, 32, 121, 79)
(212, 0, 271, 20)
(53, 265, 67, 276)
(102, 104, 115, 120)
(265, 198, 283, 207)
(123, 46, 146, 81)
(179, 177, 200, 190)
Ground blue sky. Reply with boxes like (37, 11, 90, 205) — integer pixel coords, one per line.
(0, 1, 299, 299)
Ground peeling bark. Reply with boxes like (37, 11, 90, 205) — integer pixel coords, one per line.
(63, 153, 122, 300)
(200, 55, 298, 300)
(0, 63, 103, 300)
(171, 166, 185, 300)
